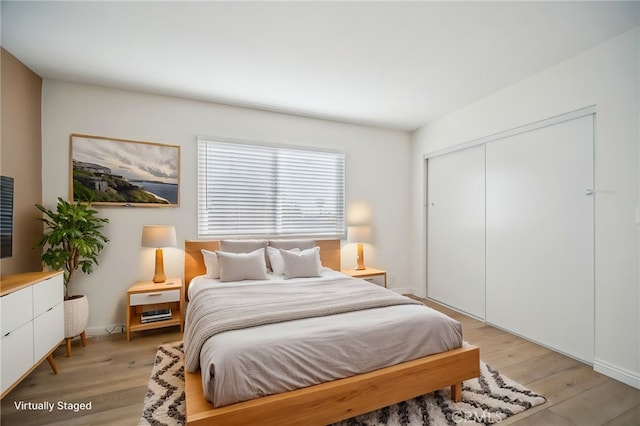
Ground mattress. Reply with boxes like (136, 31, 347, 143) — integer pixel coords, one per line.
(188, 271, 463, 408)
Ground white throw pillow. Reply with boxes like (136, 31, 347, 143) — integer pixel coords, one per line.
(267, 246, 300, 275)
(220, 239, 269, 269)
(216, 248, 268, 282)
(281, 246, 321, 279)
(201, 249, 219, 279)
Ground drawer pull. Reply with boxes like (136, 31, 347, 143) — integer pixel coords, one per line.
(148, 293, 163, 296)
(47, 307, 53, 312)
(4, 331, 10, 337)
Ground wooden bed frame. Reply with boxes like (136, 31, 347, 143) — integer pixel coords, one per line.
(183, 239, 480, 426)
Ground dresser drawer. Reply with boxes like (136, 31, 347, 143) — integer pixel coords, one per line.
(34, 302, 63, 361)
(1, 320, 34, 395)
(1, 286, 33, 336)
(33, 273, 64, 316)
(130, 289, 180, 306)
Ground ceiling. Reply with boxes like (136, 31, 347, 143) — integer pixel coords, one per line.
(2, 1, 639, 132)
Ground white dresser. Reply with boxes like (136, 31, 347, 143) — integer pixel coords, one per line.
(1, 271, 64, 398)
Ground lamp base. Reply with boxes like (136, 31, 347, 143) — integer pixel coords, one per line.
(355, 243, 366, 270)
(153, 248, 167, 283)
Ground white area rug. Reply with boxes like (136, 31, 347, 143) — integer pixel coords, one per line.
(139, 341, 546, 426)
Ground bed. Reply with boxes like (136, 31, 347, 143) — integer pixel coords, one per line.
(183, 239, 480, 426)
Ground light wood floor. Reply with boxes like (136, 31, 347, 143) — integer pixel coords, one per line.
(417, 300, 640, 426)
(0, 327, 183, 426)
(1, 299, 638, 425)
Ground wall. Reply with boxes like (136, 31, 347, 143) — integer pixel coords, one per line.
(411, 28, 640, 387)
(0, 48, 43, 274)
(41, 80, 412, 334)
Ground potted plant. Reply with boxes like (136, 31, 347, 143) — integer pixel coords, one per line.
(35, 197, 109, 356)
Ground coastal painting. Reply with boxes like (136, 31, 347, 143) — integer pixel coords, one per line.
(70, 134, 180, 206)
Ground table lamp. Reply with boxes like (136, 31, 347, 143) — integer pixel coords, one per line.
(141, 225, 177, 283)
(347, 225, 372, 270)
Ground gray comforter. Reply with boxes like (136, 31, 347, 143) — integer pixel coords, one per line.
(183, 276, 422, 372)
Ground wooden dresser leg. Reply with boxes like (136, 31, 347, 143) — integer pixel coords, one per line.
(65, 338, 72, 357)
(46, 355, 58, 375)
(80, 331, 88, 347)
(451, 383, 462, 402)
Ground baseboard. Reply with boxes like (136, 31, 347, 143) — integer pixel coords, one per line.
(593, 358, 640, 389)
(85, 324, 126, 337)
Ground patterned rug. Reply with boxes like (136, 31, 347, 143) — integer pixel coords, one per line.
(139, 341, 546, 426)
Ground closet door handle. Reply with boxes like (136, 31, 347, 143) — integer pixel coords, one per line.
(585, 189, 594, 196)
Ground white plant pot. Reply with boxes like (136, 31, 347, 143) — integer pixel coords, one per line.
(64, 295, 89, 338)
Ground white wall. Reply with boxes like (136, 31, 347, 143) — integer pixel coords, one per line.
(411, 28, 640, 387)
(41, 81, 411, 334)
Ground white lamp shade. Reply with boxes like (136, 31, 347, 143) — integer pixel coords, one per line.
(347, 225, 372, 244)
(141, 225, 177, 248)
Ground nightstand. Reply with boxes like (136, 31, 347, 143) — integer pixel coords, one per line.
(342, 267, 387, 287)
(126, 278, 183, 341)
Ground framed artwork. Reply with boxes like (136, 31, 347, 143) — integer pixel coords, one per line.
(70, 134, 180, 207)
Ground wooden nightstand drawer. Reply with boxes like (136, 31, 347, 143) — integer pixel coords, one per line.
(130, 289, 180, 306)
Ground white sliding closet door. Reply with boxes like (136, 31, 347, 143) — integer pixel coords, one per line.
(427, 145, 485, 319)
(485, 114, 594, 363)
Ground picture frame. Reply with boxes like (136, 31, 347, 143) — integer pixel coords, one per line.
(70, 134, 180, 207)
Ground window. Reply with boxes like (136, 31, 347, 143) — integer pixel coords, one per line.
(198, 138, 345, 238)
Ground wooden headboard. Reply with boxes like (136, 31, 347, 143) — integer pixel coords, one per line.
(184, 239, 341, 296)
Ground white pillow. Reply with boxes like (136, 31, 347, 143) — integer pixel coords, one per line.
(281, 246, 321, 279)
(267, 246, 300, 275)
(216, 248, 268, 282)
(220, 239, 269, 269)
(267, 240, 316, 271)
(201, 249, 219, 279)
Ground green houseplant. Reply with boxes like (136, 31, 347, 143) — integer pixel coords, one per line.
(36, 197, 109, 297)
(35, 197, 109, 355)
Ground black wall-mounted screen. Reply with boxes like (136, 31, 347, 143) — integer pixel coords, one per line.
(1, 176, 14, 259)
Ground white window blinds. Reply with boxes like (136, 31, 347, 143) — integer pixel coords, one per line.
(198, 138, 345, 238)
